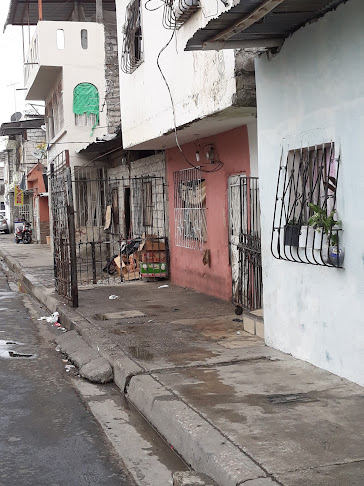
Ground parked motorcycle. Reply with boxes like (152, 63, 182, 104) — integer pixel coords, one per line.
(15, 221, 32, 244)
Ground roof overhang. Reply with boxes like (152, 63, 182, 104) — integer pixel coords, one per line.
(186, 0, 348, 51)
(124, 106, 257, 151)
(0, 118, 45, 136)
(26, 66, 62, 101)
(77, 130, 122, 157)
(5, 0, 116, 29)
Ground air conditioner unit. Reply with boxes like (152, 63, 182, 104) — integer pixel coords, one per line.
(172, 0, 199, 22)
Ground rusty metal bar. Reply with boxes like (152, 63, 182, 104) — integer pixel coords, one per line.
(66, 167, 78, 307)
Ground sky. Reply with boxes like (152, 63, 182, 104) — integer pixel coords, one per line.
(0, 1, 39, 149)
(0, 1, 27, 123)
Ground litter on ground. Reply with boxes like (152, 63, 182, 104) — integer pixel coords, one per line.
(109, 295, 119, 300)
(37, 312, 59, 324)
(158, 285, 169, 289)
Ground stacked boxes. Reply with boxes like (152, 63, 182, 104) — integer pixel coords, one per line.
(139, 237, 167, 278)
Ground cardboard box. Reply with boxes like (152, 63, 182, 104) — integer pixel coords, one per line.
(113, 254, 140, 281)
(140, 262, 167, 278)
(141, 250, 166, 263)
(139, 237, 166, 252)
(122, 264, 140, 281)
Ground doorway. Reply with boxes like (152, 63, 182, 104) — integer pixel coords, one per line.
(228, 175, 262, 313)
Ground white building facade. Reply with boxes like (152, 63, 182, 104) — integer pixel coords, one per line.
(180, 0, 361, 385)
(254, 0, 364, 386)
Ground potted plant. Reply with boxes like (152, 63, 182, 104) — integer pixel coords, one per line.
(284, 217, 301, 247)
(307, 203, 343, 265)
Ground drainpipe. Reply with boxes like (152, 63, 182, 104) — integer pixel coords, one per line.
(96, 0, 103, 23)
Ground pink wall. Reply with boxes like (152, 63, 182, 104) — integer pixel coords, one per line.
(27, 164, 49, 222)
(166, 126, 251, 301)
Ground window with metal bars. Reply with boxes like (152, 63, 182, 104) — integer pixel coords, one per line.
(271, 142, 343, 267)
(174, 167, 207, 250)
(162, 0, 200, 29)
(121, 0, 143, 74)
(46, 80, 64, 140)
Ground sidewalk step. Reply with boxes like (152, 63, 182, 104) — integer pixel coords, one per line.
(127, 374, 269, 486)
(243, 310, 264, 339)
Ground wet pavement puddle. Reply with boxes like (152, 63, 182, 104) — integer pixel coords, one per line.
(0, 339, 36, 359)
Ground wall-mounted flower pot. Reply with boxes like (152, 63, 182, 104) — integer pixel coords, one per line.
(328, 245, 345, 266)
(299, 226, 312, 248)
(284, 224, 300, 247)
(299, 226, 327, 249)
(313, 230, 327, 250)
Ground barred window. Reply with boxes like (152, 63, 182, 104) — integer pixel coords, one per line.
(162, 0, 200, 30)
(174, 167, 207, 250)
(45, 80, 64, 140)
(271, 142, 342, 267)
(120, 0, 143, 74)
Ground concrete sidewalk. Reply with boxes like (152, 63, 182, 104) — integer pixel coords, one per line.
(0, 235, 363, 486)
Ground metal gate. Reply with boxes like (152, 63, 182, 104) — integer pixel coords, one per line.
(229, 176, 262, 313)
(50, 151, 78, 307)
(50, 161, 168, 305)
(72, 168, 168, 287)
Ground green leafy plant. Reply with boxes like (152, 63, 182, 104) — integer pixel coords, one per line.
(308, 203, 340, 245)
(286, 217, 299, 226)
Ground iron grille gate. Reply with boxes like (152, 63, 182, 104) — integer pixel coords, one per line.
(50, 152, 78, 307)
(73, 170, 168, 287)
(229, 176, 262, 313)
(50, 165, 168, 305)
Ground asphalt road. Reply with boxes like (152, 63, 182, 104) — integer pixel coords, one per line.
(0, 269, 135, 486)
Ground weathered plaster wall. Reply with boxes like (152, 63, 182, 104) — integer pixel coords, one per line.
(255, 0, 364, 385)
(115, 0, 238, 149)
(167, 126, 251, 301)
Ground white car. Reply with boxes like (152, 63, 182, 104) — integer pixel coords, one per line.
(0, 215, 9, 233)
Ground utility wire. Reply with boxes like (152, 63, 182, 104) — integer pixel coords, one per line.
(156, 27, 223, 173)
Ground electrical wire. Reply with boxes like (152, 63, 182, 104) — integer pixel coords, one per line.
(156, 27, 223, 173)
(145, 0, 164, 12)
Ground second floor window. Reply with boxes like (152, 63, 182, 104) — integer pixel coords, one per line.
(46, 79, 64, 140)
(73, 83, 99, 133)
(121, 0, 143, 74)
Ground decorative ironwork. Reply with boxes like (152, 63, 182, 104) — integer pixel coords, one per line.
(120, 0, 143, 74)
(50, 150, 78, 307)
(271, 142, 343, 267)
(162, 0, 200, 30)
(173, 167, 206, 251)
(229, 176, 262, 312)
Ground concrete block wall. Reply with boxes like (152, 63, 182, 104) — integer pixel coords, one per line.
(234, 49, 257, 108)
(23, 128, 46, 170)
(103, 11, 121, 135)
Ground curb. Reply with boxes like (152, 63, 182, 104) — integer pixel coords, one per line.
(0, 249, 277, 486)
